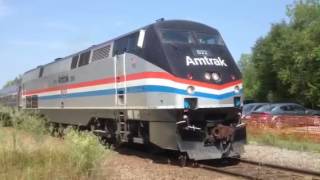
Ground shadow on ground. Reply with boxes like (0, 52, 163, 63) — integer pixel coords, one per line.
(113, 143, 240, 168)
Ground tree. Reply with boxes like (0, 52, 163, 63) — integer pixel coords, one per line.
(3, 76, 21, 88)
(238, 54, 258, 99)
(248, 0, 320, 108)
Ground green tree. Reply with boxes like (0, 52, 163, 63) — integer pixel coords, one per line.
(249, 0, 320, 108)
(238, 54, 258, 99)
(3, 76, 21, 88)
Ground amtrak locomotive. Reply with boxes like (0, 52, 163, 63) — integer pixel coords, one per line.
(0, 20, 246, 164)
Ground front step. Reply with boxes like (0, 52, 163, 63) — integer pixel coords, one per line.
(92, 129, 112, 138)
(117, 111, 129, 142)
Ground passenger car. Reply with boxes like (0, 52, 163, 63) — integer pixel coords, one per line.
(241, 103, 268, 119)
(248, 103, 319, 128)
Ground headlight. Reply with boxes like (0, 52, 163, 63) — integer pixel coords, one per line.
(186, 86, 195, 94)
(211, 72, 221, 82)
(187, 73, 193, 80)
(204, 72, 211, 80)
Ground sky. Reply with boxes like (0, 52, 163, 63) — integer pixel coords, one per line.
(0, 0, 295, 87)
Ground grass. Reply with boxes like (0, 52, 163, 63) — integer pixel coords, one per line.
(0, 106, 110, 180)
(247, 125, 320, 153)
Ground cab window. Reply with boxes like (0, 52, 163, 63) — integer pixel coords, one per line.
(113, 32, 140, 56)
(160, 29, 195, 44)
(78, 51, 91, 67)
(195, 32, 225, 45)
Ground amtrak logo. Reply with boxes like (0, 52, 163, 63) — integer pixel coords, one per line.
(186, 56, 228, 67)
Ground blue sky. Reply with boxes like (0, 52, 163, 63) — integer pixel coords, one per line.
(0, 0, 295, 87)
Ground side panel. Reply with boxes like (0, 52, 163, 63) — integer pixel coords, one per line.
(40, 109, 115, 125)
(22, 52, 242, 126)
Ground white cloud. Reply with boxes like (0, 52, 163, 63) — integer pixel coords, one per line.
(0, 0, 11, 17)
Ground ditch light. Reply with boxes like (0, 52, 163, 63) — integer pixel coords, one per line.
(234, 96, 241, 108)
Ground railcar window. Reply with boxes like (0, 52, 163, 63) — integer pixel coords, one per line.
(39, 66, 44, 78)
(160, 30, 195, 44)
(127, 32, 139, 52)
(195, 33, 225, 45)
(113, 32, 139, 56)
(26, 96, 32, 108)
(71, 55, 79, 69)
(78, 51, 91, 67)
(31, 95, 38, 108)
(113, 37, 127, 55)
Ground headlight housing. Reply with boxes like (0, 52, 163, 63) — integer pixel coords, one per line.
(204, 72, 211, 80)
(211, 72, 221, 82)
(186, 86, 195, 94)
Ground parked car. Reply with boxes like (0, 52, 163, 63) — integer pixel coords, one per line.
(241, 103, 268, 119)
(248, 103, 319, 128)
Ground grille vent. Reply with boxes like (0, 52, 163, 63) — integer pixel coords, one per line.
(92, 45, 111, 61)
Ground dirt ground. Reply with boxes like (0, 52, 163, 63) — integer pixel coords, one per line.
(92, 144, 320, 180)
(94, 148, 237, 180)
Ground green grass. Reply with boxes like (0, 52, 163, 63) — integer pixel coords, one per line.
(0, 106, 110, 179)
(248, 128, 320, 153)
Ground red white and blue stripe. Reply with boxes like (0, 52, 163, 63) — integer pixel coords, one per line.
(23, 72, 242, 100)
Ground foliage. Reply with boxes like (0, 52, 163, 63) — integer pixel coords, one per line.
(244, 0, 320, 108)
(238, 54, 258, 99)
(16, 112, 48, 136)
(0, 128, 108, 179)
(0, 106, 108, 178)
(0, 106, 13, 126)
(65, 129, 106, 173)
(2, 76, 21, 88)
(0, 105, 48, 135)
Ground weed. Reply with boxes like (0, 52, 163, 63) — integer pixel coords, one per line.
(65, 129, 106, 174)
(247, 126, 320, 153)
(0, 106, 109, 179)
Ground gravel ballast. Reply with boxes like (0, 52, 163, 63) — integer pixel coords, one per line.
(99, 152, 236, 180)
(243, 144, 320, 172)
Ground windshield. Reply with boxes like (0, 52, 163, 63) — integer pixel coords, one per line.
(160, 30, 195, 44)
(195, 32, 224, 45)
(160, 29, 224, 46)
(255, 104, 275, 112)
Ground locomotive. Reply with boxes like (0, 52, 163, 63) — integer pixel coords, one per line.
(0, 19, 246, 164)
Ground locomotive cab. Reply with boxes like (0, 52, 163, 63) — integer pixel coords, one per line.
(154, 21, 241, 85)
(148, 20, 246, 160)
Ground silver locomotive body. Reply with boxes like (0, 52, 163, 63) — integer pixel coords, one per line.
(14, 20, 246, 160)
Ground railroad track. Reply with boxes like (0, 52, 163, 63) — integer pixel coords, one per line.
(198, 158, 320, 179)
(112, 145, 320, 179)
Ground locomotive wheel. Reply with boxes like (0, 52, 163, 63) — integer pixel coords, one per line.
(191, 160, 199, 167)
(111, 134, 121, 150)
(57, 124, 66, 138)
(49, 123, 58, 137)
(178, 153, 187, 167)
